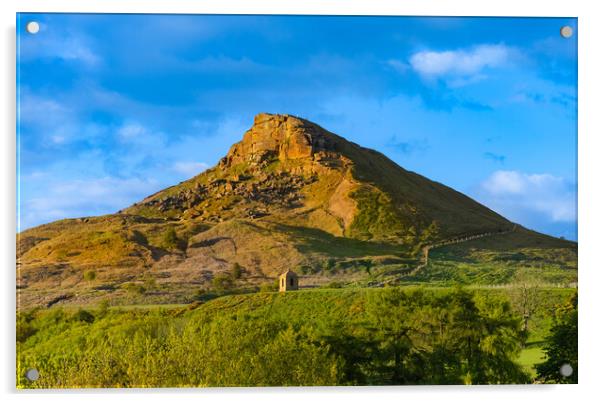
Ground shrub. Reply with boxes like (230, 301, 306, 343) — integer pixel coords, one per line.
(162, 228, 178, 248)
(322, 258, 336, 272)
(83, 270, 97, 281)
(162, 228, 186, 251)
(212, 273, 233, 292)
(72, 309, 95, 323)
(144, 277, 157, 291)
(16, 313, 37, 343)
(260, 281, 278, 292)
(97, 299, 111, 314)
(122, 282, 146, 295)
(128, 230, 148, 245)
(231, 263, 243, 280)
(536, 294, 577, 383)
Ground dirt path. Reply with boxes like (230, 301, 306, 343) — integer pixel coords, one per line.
(381, 224, 517, 285)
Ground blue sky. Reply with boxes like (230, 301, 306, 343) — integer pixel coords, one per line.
(17, 14, 577, 240)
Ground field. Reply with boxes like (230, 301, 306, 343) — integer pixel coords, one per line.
(17, 286, 575, 388)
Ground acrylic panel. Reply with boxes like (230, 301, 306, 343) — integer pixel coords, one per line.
(16, 13, 577, 388)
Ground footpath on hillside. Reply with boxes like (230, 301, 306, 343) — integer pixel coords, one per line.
(380, 224, 517, 286)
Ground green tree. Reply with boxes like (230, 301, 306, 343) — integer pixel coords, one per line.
(364, 288, 529, 385)
(510, 270, 542, 344)
(162, 227, 186, 251)
(535, 294, 577, 383)
(212, 273, 233, 292)
(231, 263, 242, 280)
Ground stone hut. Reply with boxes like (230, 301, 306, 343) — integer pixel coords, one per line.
(279, 269, 299, 292)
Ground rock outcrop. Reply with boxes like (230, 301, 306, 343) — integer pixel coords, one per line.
(222, 113, 338, 166)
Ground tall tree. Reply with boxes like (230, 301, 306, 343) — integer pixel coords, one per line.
(536, 293, 578, 384)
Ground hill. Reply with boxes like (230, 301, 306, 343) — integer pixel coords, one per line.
(17, 113, 577, 308)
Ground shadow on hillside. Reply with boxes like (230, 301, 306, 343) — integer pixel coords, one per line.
(271, 223, 409, 258)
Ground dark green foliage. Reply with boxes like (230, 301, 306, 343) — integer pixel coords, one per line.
(161, 228, 186, 251)
(17, 287, 539, 388)
(298, 265, 315, 275)
(83, 270, 96, 281)
(211, 273, 233, 292)
(16, 310, 39, 343)
(536, 294, 578, 383)
(348, 186, 409, 242)
(17, 308, 340, 387)
(419, 221, 440, 243)
(322, 258, 336, 272)
(122, 282, 146, 295)
(361, 288, 529, 384)
(127, 229, 148, 245)
(231, 263, 242, 280)
(162, 228, 178, 248)
(71, 309, 95, 324)
(332, 258, 374, 273)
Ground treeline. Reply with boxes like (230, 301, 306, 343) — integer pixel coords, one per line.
(16, 288, 571, 388)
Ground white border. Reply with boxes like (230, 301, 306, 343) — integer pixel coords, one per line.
(2, 1, 601, 402)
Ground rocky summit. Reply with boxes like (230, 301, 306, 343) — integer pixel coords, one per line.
(16, 113, 576, 308)
(223, 113, 337, 166)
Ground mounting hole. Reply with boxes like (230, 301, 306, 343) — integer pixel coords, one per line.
(26, 21, 40, 34)
(25, 368, 39, 381)
(559, 363, 573, 377)
(560, 26, 573, 39)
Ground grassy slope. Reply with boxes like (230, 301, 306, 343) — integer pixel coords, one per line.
(16, 116, 577, 309)
(336, 138, 513, 238)
(402, 227, 577, 286)
(18, 287, 575, 385)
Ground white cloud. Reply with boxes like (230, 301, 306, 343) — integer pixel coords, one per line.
(477, 170, 576, 222)
(20, 176, 161, 231)
(116, 122, 167, 149)
(409, 44, 513, 78)
(19, 92, 79, 146)
(172, 161, 210, 176)
(50, 135, 66, 144)
(117, 123, 147, 139)
(20, 23, 100, 66)
(18, 112, 250, 230)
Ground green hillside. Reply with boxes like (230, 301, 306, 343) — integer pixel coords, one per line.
(16, 114, 576, 309)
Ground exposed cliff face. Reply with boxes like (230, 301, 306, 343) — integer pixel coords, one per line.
(222, 113, 338, 166)
(120, 113, 361, 237)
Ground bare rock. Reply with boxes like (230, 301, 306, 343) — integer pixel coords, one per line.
(223, 113, 338, 166)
